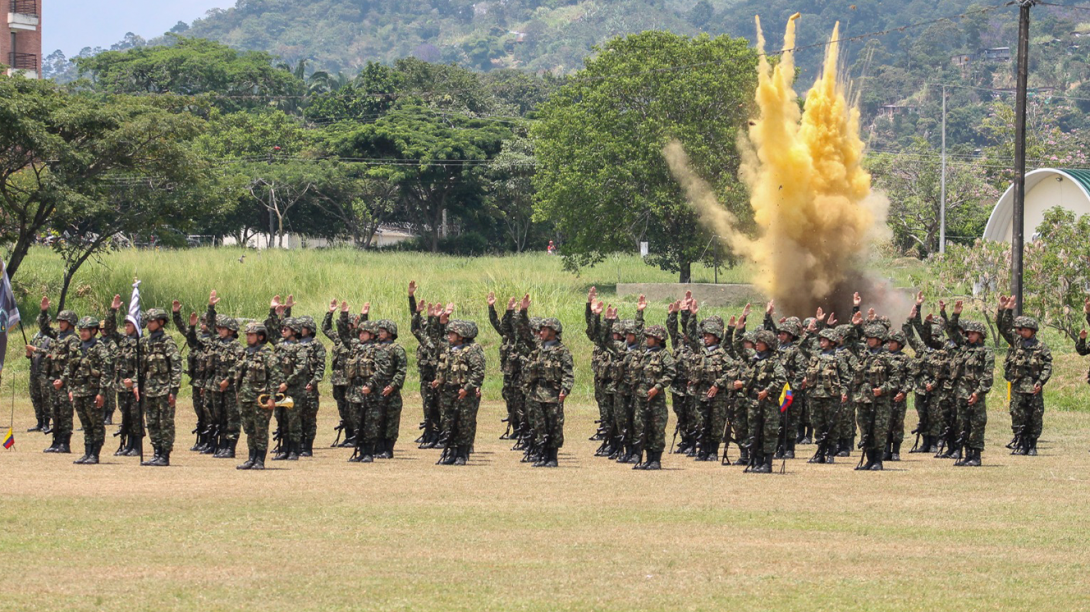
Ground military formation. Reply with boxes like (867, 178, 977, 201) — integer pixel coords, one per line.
(21, 280, 1077, 472)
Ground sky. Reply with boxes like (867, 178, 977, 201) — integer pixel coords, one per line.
(43, 0, 234, 57)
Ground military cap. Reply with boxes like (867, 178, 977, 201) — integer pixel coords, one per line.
(1013, 316, 1038, 331)
(644, 324, 667, 340)
(963, 321, 988, 337)
(818, 328, 840, 343)
(57, 310, 78, 325)
(701, 319, 725, 339)
(145, 308, 169, 322)
(541, 318, 563, 334)
(244, 322, 266, 336)
(375, 319, 398, 339)
(887, 330, 907, 347)
(754, 329, 777, 347)
(298, 315, 318, 334)
(864, 324, 888, 341)
(76, 316, 100, 330)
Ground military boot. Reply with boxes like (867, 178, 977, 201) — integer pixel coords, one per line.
(784, 439, 795, 460)
(630, 446, 644, 470)
(27, 417, 43, 433)
(453, 446, 468, 466)
(699, 443, 719, 462)
(383, 439, 395, 459)
(738, 445, 750, 465)
(57, 434, 71, 454)
(300, 435, 313, 458)
(252, 449, 266, 470)
(890, 441, 900, 461)
(965, 448, 982, 466)
(84, 442, 101, 465)
(808, 442, 826, 464)
(644, 450, 661, 470)
(544, 447, 559, 468)
(237, 448, 257, 470)
(41, 420, 52, 434)
(751, 453, 772, 473)
(150, 449, 170, 467)
(222, 438, 237, 459)
(836, 439, 850, 457)
(141, 446, 159, 466)
(126, 437, 143, 457)
(375, 439, 390, 459)
(855, 449, 875, 471)
(74, 449, 91, 464)
(1027, 438, 1038, 456)
(44, 431, 60, 453)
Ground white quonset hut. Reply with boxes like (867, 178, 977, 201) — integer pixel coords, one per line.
(983, 168, 1090, 241)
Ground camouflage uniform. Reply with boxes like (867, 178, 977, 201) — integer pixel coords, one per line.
(267, 313, 309, 461)
(206, 307, 245, 459)
(298, 315, 326, 457)
(766, 315, 809, 460)
(493, 303, 525, 441)
(804, 328, 850, 463)
(103, 307, 142, 456)
(727, 326, 756, 464)
(588, 310, 621, 458)
(408, 296, 442, 448)
(323, 310, 354, 447)
(599, 311, 645, 464)
(138, 310, 183, 466)
(373, 320, 407, 458)
(99, 321, 118, 427)
(174, 309, 213, 453)
(686, 317, 737, 462)
(521, 318, 574, 468)
(998, 310, 1052, 455)
(631, 325, 675, 470)
(25, 328, 53, 432)
(343, 319, 391, 463)
(947, 315, 994, 466)
(744, 330, 787, 473)
(665, 309, 696, 454)
(40, 308, 80, 453)
(435, 321, 486, 466)
(903, 314, 939, 453)
(233, 323, 284, 469)
(834, 324, 862, 456)
(66, 317, 113, 464)
(884, 330, 913, 461)
(852, 324, 899, 470)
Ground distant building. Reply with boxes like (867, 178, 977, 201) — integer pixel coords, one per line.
(880, 104, 917, 119)
(984, 168, 1090, 241)
(979, 47, 1011, 62)
(2, 0, 41, 78)
(951, 54, 972, 68)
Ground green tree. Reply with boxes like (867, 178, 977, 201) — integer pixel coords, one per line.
(532, 31, 757, 282)
(483, 134, 538, 252)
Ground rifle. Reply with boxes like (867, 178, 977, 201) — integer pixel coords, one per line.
(437, 398, 459, 465)
(669, 420, 680, 454)
(331, 420, 345, 448)
(720, 415, 734, 466)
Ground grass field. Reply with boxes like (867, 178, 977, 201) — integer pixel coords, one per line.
(3, 247, 1090, 610)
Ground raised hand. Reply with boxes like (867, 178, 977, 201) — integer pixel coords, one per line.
(851, 311, 863, 326)
(408, 281, 416, 296)
(637, 295, 647, 312)
(867, 307, 876, 321)
(588, 286, 597, 303)
(361, 302, 370, 316)
(916, 290, 924, 306)
(284, 294, 295, 309)
(418, 300, 428, 314)
(271, 295, 281, 308)
(954, 300, 964, 315)
(172, 299, 182, 313)
(189, 312, 198, 327)
(329, 299, 338, 313)
(909, 305, 917, 319)
(938, 300, 946, 312)
(40, 296, 50, 311)
(506, 297, 516, 312)
(729, 315, 737, 327)
(1084, 297, 1090, 315)
(109, 294, 122, 310)
(444, 302, 455, 316)
(688, 299, 698, 314)
(853, 292, 862, 307)
(766, 299, 775, 316)
(827, 312, 838, 327)
(667, 301, 677, 314)
(816, 307, 825, 322)
(340, 300, 349, 313)
(520, 294, 530, 311)
(742, 303, 752, 319)
(209, 290, 220, 306)
(487, 291, 496, 307)
(1081, 329, 1087, 340)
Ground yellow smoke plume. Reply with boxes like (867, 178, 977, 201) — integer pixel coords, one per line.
(667, 15, 890, 316)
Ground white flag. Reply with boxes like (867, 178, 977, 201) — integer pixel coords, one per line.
(126, 280, 142, 337)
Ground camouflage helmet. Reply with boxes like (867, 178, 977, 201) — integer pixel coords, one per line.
(463, 320, 479, 340)
(864, 324, 888, 342)
(375, 319, 398, 339)
(779, 319, 802, 339)
(529, 317, 544, 332)
(887, 330, 907, 347)
(620, 320, 636, 335)
(803, 317, 816, 330)
(358, 320, 378, 335)
(754, 329, 777, 348)
(540, 318, 563, 334)
(818, 328, 840, 343)
(742, 331, 757, 345)
(701, 319, 724, 340)
(244, 322, 266, 336)
(145, 308, 169, 323)
(835, 324, 853, 341)
(447, 320, 467, 339)
(963, 321, 988, 338)
(298, 315, 318, 335)
(1013, 316, 1038, 331)
(281, 317, 302, 334)
(56, 310, 78, 326)
(705, 315, 725, 330)
(216, 314, 239, 333)
(644, 324, 667, 341)
(76, 316, 100, 330)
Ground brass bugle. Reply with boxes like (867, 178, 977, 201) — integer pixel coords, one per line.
(258, 393, 294, 409)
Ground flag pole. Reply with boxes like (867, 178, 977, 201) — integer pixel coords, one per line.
(9, 367, 15, 450)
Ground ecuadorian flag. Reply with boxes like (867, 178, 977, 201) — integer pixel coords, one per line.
(2, 427, 13, 450)
(779, 383, 794, 414)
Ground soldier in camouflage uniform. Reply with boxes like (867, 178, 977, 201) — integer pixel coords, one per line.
(490, 292, 524, 441)
(599, 297, 647, 464)
(99, 315, 118, 427)
(727, 309, 757, 464)
(298, 315, 326, 457)
(137, 308, 182, 467)
(833, 321, 861, 457)
(103, 294, 141, 457)
(408, 283, 444, 449)
(199, 291, 245, 459)
(323, 301, 355, 447)
(997, 296, 1052, 456)
(852, 316, 899, 471)
(1076, 299, 1090, 440)
(65, 317, 113, 465)
(373, 319, 407, 458)
(665, 299, 696, 455)
(884, 329, 913, 461)
(946, 301, 994, 466)
(631, 324, 674, 470)
(520, 307, 574, 469)
(433, 319, 486, 466)
(763, 302, 808, 460)
(587, 293, 614, 453)
(234, 322, 283, 470)
(743, 329, 787, 473)
(174, 304, 213, 453)
(915, 302, 959, 458)
(342, 316, 390, 464)
(589, 301, 624, 458)
(904, 298, 940, 454)
(24, 320, 53, 433)
(684, 301, 737, 462)
(268, 312, 309, 461)
(39, 298, 80, 454)
(804, 328, 849, 463)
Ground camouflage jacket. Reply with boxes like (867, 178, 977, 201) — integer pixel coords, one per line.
(38, 309, 81, 382)
(174, 309, 212, 388)
(104, 308, 139, 387)
(775, 340, 809, 392)
(491, 304, 521, 379)
(747, 351, 787, 404)
(587, 303, 608, 384)
(408, 295, 441, 381)
(853, 346, 898, 405)
(835, 346, 860, 400)
(274, 340, 310, 390)
(805, 350, 851, 400)
(634, 345, 675, 398)
(902, 318, 933, 395)
(26, 330, 52, 380)
(524, 339, 575, 403)
(138, 330, 182, 398)
(436, 342, 486, 393)
(345, 340, 391, 403)
(233, 344, 283, 398)
(665, 310, 693, 396)
(1004, 337, 1052, 394)
(887, 349, 913, 401)
(322, 311, 349, 386)
(63, 338, 112, 397)
(300, 336, 327, 390)
(374, 341, 407, 393)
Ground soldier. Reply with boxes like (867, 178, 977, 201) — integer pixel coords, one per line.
(24, 316, 53, 433)
(234, 322, 283, 470)
(763, 301, 808, 460)
(743, 329, 787, 474)
(39, 297, 80, 454)
(513, 303, 545, 463)
(323, 299, 354, 447)
(589, 300, 623, 458)
(200, 291, 245, 459)
(631, 324, 674, 470)
(1076, 299, 1090, 443)
(852, 315, 898, 471)
(997, 295, 1052, 456)
(726, 306, 757, 465)
(66, 317, 113, 465)
(833, 317, 861, 457)
(298, 314, 326, 457)
(804, 327, 849, 463)
(103, 294, 141, 457)
(99, 315, 118, 428)
(343, 313, 389, 464)
(408, 282, 443, 449)
(884, 328, 912, 462)
(373, 319, 406, 458)
(947, 301, 994, 466)
(665, 298, 695, 455)
(490, 292, 524, 442)
(174, 303, 212, 453)
(432, 318, 486, 466)
(684, 301, 736, 462)
(587, 292, 613, 451)
(604, 296, 647, 464)
(136, 308, 182, 467)
(268, 308, 309, 462)
(904, 297, 940, 454)
(521, 302, 574, 468)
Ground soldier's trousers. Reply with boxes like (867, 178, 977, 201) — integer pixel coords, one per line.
(837, 400, 856, 444)
(913, 391, 932, 437)
(697, 395, 728, 452)
(192, 384, 209, 426)
(381, 392, 403, 443)
(748, 398, 780, 456)
(303, 388, 320, 445)
(935, 391, 957, 448)
(957, 395, 988, 451)
(145, 394, 175, 452)
(204, 388, 222, 437)
(888, 398, 907, 445)
(102, 388, 116, 423)
(29, 376, 47, 426)
(729, 395, 749, 448)
(332, 385, 350, 434)
(809, 396, 840, 447)
(525, 397, 546, 447)
(541, 400, 565, 449)
(594, 381, 612, 434)
(118, 390, 142, 439)
(211, 389, 241, 441)
(73, 395, 105, 453)
(361, 393, 385, 445)
(637, 392, 667, 453)
(439, 389, 478, 448)
(798, 391, 811, 432)
(281, 386, 305, 445)
(856, 399, 891, 452)
(420, 377, 440, 433)
(1010, 392, 1044, 439)
(240, 393, 273, 453)
(502, 375, 524, 431)
(671, 391, 690, 444)
(49, 384, 74, 437)
(612, 391, 636, 446)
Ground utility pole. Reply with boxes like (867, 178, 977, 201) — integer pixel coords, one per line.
(1011, 0, 1035, 316)
(940, 84, 947, 255)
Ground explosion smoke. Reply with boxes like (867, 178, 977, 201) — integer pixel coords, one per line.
(667, 15, 896, 317)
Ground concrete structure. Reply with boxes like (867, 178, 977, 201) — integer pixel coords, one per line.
(983, 168, 1090, 242)
(222, 225, 417, 250)
(2, 0, 41, 78)
(616, 283, 764, 307)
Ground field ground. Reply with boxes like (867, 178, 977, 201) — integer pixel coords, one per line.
(2, 393, 1090, 611)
